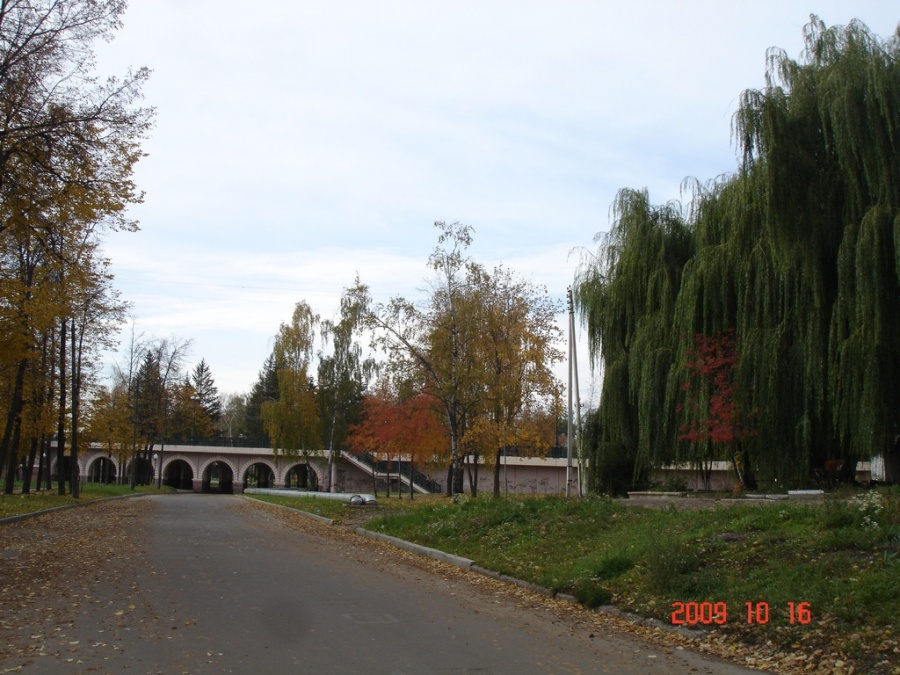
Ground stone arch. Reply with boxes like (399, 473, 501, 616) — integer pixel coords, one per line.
(282, 462, 317, 490)
(199, 458, 237, 494)
(125, 456, 155, 486)
(161, 458, 194, 490)
(86, 456, 118, 484)
(305, 461, 323, 491)
(243, 461, 277, 489)
(160, 454, 197, 478)
(51, 456, 83, 483)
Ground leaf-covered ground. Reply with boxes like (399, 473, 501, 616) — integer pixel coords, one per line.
(0, 497, 150, 669)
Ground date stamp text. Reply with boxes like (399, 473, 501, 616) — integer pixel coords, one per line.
(670, 601, 812, 626)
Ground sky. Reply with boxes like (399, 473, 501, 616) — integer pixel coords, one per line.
(92, 1, 899, 401)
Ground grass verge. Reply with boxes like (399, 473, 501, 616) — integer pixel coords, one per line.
(249, 493, 443, 523)
(364, 489, 899, 674)
(0, 483, 174, 519)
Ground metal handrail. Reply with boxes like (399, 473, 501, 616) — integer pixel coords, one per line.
(353, 451, 443, 494)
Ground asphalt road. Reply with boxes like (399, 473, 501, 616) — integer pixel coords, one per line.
(3, 494, 763, 674)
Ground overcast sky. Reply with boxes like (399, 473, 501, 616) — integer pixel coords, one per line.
(93, 1, 898, 400)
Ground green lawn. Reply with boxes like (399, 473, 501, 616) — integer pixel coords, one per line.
(249, 492, 441, 522)
(0, 483, 173, 519)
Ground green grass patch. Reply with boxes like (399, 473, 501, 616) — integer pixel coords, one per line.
(249, 495, 353, 521)
(367, 490, 899, 671)
(0, 483, 173, 519)
(247, 492, 445, 524)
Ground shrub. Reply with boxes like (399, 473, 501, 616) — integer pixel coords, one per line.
(588, 442, 647, 496)
(593, 554, 634, 580)
(571, 579, 613, 608)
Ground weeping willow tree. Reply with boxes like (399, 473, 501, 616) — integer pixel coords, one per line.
(574, 189, 693, 491)
(737, 16, 900, 482)
(576, 16, 900, 489)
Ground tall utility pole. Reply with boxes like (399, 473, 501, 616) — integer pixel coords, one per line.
(566, 287, 583, 498)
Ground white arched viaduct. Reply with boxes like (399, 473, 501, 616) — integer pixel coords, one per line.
(66, 444, 375, 493)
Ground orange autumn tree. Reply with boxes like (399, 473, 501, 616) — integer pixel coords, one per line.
(463, 265, 563, 497)
(347, 384, 448, 497)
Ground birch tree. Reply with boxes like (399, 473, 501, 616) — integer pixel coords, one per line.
(261, 301, 320, 460)
(317, 287, 374, 491)
(352, 222, 483, 495)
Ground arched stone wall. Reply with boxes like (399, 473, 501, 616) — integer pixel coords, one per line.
(198, 457, 239, 483)
(160, 454, 198, 478)
(78, 448, 127, 483)
(278, 462, 319, 489)
(305, 459, 327, 490)
(242, 459, 278, 488)
(85, 456, 119, 483)
(197, 458, 238, 493)
(161, 457, 195, 489)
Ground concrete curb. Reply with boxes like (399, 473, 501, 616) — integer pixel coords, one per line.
(356, 528, 474, 570)
(0, 491, 155, 527)
(241, 496, 335, 525)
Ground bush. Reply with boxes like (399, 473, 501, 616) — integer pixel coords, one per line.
(571, 579, 613, 608)
(593, 554, 634, 580)
(588, 442, 647, 496)
(644, 535, 707, 595)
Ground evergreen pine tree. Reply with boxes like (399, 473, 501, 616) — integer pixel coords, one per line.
(191, 359, 221, 425)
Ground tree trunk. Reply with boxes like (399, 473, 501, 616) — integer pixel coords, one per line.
(741, 444, 758, 490)
(327, 410, 337, 492)
(70, 319, 81, 498)
(57, 318, 67, 496)
(493, 447, 502, 498)
(42, 435, 52, 490)
(448, 407, 464, 495)
(0, 358, 28, 493)
(22, 437, 38, 494)
(36, 443, 46, 492)
(3, 413, 23, 494)
(0, 359, 28, 494)
(837, 457, 859, 484)
(156, 443, 165, 488)
(466, 452, 479, 497)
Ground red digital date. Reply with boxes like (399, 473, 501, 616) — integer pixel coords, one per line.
(670, 601, 727, 625)
(671, 601, 812, 625)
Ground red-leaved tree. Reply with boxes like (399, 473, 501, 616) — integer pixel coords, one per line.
(347, 388, 448, 498)
(677, 331, 757, 489)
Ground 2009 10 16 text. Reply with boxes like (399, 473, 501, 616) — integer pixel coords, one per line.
(670, 601, 811, 625)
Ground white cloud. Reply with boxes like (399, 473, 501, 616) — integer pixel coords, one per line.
(92, 1, 899, 396)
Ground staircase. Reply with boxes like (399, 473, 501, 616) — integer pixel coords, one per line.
(342, 451, 442, 495)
